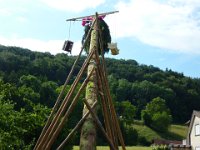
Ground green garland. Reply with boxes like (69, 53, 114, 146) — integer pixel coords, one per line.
(82, 19, 111, 55)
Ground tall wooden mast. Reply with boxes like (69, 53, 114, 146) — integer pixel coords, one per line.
(34, 11, 126, 150)
(80, 13, 99, 150)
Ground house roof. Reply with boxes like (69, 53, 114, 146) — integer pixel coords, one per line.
(186, 110, 200, 145)
(170, 144, 191, 148)
(194, 111, 200, 118)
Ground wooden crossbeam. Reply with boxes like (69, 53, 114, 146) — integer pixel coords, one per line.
(66, 10, 119, 21)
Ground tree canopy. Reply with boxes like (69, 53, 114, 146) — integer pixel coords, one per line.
(0, 45, 200, 147)
(141, 97, 172, 132)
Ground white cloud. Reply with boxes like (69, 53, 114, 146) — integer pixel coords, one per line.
(0, 8, 12, 16)
(105, 0, 200, 54)
(16, 16, 28, 23)
(0, 0, 28, 15)
(40, 0, 105, 12)
(0, 36, 81, 55)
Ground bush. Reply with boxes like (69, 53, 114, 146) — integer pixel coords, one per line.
(141, 97, 172, 132)
(141, 110, 152, 126)
(151, 144, 169, 150)
(138, 136, 151, 146)
(120, 121, 138, 146)
(151, 112, 172, 132)
(124, 127, 138, 145)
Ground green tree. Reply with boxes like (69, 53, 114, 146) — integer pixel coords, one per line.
(141, 97, 172, 132)
(0, 99, 24, 149)
(151, 112, 172, 132)
(0, 98, 51, 149)
(19, 75, 41, 92)
(116, 79, 132, 101)
(40, 81, 58, 106)
(116, 101, 136, 125)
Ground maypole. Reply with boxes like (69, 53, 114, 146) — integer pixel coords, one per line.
(80, 13, 99, 150)
(34, 11, 125, 150)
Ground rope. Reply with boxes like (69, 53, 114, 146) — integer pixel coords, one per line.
(68, 21, 72, 40)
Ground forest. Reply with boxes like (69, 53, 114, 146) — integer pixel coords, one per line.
(0, 45, 200, 149)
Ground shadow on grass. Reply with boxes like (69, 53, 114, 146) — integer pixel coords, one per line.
(157, 130, 185, 141)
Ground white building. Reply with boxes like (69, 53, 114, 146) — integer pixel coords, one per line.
(187, 110, 200, 150)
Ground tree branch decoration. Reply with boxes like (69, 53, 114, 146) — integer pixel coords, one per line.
(82, 17, 111, 55)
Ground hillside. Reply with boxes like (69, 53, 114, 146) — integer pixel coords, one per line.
(0, 45, 198, 148)
(133, 121, 187, 143)
(0, 45, 200, 123)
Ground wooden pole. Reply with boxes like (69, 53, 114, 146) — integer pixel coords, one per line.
(80, 13, 99, 150)
(45, 67, 95, 149)
(100, 54, 126, 150)
(98, 21, 126, 150)
(36, 50, 95, 150)
(94, 50, 118, 150)
(83, 99, 118, 150)
(57, 101, 98, 150)
(34, 20, 96, 149)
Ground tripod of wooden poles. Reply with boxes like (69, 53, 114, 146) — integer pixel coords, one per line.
(33, 12, 126, 150)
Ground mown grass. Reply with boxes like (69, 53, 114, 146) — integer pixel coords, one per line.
(133, 121, 188, 143)
(133, 120, 161, 143)
(169, 124, 188, 139)
(72, 123, 187, 150)
(73, 146, 151, 150)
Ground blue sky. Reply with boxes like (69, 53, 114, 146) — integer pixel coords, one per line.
(0, 0, 200, 78)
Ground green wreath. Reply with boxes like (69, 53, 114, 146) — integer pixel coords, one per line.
(82, 19, 111, 55)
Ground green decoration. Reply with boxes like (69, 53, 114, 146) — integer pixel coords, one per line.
(82, 19, 111, 55)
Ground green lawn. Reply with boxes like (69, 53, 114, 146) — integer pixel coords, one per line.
(73, 146, 151, 150)
(72, 123, 186, 150)
(133, 121, 188, 143)
(169, 124, 188, 139)
(133, 123, 161, 143)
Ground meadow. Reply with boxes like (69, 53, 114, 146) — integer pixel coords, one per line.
(73, 146, 151, 150)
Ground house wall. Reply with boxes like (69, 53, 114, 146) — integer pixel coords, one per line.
(190, 116, 200, 150)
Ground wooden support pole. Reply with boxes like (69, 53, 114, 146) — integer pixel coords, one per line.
(35, 10, 125, 150)
(45, 67, 95, 149)
(94, 50, 119, 150)
(97, 20, 126, 150)
(94, 48, 117, 149)
(95, 67, 117, 150)
(36, 50, 95, 150)
(100, 57, 126, 150)
(34, 18, 96, 150)
(56, 101, 98, 150)
(95, 67, 114, 144)
(83, 99, 118, 150)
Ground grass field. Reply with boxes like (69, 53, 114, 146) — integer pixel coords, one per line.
(73, 146, 151, 150)
(133, 121, 187, 143)
(169, 124, 188, 139)
(72, 123, 187, 150)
